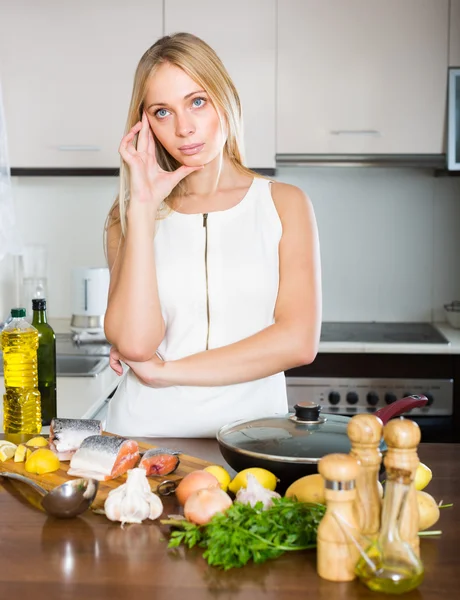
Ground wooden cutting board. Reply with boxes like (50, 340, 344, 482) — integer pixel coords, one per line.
(0, 434, 213, 510)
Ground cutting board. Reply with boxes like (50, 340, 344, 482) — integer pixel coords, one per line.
(0, 434, 213, 510)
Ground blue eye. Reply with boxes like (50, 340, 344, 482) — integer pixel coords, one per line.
(155, 108, 169, 119)
(192, 97, 206, 108)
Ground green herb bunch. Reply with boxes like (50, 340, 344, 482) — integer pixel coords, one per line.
(164, 497, 326, 570)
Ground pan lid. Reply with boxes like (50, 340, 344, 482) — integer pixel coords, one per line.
(217, 402, 356, 464)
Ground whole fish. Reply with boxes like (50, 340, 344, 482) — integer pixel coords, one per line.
(49, 418, 102, 461)
(68, 435, 140, 481)
(139, 447, 180, 476)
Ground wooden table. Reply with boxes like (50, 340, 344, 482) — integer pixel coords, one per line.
(0, 440, 458, 599)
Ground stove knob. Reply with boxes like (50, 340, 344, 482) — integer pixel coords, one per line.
(328, 391, 340, 405)
(346, 392, 359, 405)
(367, 392, 379, 406)
(424, 393, 434, 406)
(385, 392, 397, 405)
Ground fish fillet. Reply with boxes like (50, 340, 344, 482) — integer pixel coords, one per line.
(139, 447, 180, 476)
(49, 418, 102, 461)
(68, 435, 140, 481)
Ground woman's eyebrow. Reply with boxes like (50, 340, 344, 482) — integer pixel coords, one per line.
(147, 90, 207, 110)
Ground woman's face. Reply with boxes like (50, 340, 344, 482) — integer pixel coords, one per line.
(143, 62, 227, 166)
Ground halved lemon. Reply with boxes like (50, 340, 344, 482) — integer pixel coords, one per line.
(0, 445, 17, 462)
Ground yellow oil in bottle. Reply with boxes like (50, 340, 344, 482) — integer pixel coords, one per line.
(356, 549, 424, 594)
(2, 312, 42, 444)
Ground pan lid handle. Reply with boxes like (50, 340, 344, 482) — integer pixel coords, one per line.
(294, 402, 322, 422)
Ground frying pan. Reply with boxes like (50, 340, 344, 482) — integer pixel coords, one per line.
(217, 395, 427, 491)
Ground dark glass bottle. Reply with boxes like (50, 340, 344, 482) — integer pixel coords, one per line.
(31, 299, 56, 425)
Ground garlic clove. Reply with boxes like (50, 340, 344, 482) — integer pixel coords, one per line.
(236, 473, 281, 510)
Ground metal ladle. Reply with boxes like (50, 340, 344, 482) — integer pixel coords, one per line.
(0, 472, 99, 518)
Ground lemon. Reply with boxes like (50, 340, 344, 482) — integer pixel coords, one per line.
(0, 445, 17, 462)
(26, 436, 49, 448)
(204, 465, 232, 492)
(0, 441, 18, 451)
(285, 473, 325, 504)
(228, 467, 278, 494)
(14, 444, 29, 463)
(25, 448, 60, 475)
(414, 462, 432, 491)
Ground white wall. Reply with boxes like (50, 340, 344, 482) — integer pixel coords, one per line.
(0, 167, 459, 323)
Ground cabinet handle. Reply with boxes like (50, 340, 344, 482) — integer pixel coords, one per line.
(330, 130, 381, 136)
(58, 145, 102, 151)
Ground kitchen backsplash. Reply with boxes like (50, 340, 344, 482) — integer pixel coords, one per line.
(0, 167, 459, 323)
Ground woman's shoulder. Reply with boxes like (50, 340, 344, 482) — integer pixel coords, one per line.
(268, 180, 312, 221)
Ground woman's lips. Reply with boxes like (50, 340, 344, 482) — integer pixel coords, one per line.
(178, 143, 205, 155)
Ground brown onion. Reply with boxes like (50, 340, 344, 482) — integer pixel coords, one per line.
(175, 470, 220, 506)
(184, 487, 233, 525)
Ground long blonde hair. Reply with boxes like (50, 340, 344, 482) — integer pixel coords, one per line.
(105, 32, 260, 241)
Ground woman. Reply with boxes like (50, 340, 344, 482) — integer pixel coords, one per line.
(104, 32, 321, 437)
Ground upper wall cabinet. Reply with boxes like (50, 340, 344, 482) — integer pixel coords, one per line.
(0, 1, 163, 169)
(164, 0, 276, 169)
(451, 0, 460, 66)
(277, 0, 449, 155)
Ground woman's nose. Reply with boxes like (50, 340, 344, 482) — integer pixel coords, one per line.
(176, 113, 195, 137)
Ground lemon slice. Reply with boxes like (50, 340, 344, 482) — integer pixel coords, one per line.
(14, 444, 29, 463)
(0, 441, 18, 451)
(0, 445, 17, 462)
(26, 436, 49, 448)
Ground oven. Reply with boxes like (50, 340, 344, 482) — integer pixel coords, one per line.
(285, 323, 458, 443)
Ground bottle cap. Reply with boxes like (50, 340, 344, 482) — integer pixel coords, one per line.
(32, 298, 46, 310)
(11, 308, 26, 318)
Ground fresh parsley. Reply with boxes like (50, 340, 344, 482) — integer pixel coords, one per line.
(162, 497, 326, 570)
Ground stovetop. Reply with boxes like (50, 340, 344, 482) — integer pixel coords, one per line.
(320, 322, 449, 345)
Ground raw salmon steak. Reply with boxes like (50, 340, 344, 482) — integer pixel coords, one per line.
(67, 435, 140, 481)
(139, 447, 180, 476)
(49, 418, 102, 461)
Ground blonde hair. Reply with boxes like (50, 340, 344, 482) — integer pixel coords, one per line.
(105, 32, 260, 243)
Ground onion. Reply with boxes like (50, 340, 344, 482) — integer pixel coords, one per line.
(184, 487, 233, 525)
(175, 470, 220, 506)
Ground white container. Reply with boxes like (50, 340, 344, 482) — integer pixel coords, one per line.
(444, 301, 460, 329)
(70, 267, 110, 332)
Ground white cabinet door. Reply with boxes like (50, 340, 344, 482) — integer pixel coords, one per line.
(164, 0, 276, 169)
(278, 0, 449, 155)
(450, 0, 460, 66)
(0, 1, 163, 168)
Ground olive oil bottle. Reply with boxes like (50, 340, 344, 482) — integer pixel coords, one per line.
(2, 308, 42, 443)
(31, 298, 56, 425)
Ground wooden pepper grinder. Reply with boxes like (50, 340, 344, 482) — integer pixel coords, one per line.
(347, 413, 383, 538)
(383, 417, 421, 556)
(317, 453, 361, 582)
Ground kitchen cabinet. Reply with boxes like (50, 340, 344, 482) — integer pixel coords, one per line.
(0, 1, 163, 169)
(164, 0, 276, 169)
(277, 0, 449, 155)
(451, 0, 460, 66)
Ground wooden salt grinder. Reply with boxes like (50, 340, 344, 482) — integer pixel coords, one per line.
(383, 417, 421, 556)
(347, 414, 383, 538)
(317, 453, 361, 582)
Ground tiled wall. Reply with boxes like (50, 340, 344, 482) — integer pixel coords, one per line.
(1, 167, 459, 323)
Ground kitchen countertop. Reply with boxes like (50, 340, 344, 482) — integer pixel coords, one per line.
(48, 318, 460, 355)
(318, 322, 460, 355)
(0, 439, 457, 599)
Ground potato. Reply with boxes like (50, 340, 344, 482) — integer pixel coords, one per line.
(285, 473, 325, 504)
(417, 490, 440, 531)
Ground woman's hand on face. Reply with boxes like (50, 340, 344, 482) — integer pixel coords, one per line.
(109, 346, 171, 388)
(118, 111, 203, 212)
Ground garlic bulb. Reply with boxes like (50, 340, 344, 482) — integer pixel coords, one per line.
(104, 468, 164, 525)
(236, 473, 281, 510)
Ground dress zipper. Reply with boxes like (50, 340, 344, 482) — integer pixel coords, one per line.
(203, 213, 210, 350)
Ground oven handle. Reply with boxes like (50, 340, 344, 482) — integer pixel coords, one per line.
(375, 395, 428, 424)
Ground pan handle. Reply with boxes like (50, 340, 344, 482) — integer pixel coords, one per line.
(374, 395, 428, 425)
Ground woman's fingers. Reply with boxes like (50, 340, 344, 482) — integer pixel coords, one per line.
(147, 127, 158, 160)
(137, 112, 149, 153)
(118, 121, 142, 161)
(109, 347, 124, 376)
(170, 164, 204, 187)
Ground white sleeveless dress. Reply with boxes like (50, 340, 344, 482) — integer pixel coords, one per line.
(106, 177, 288, 437)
